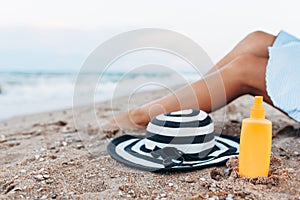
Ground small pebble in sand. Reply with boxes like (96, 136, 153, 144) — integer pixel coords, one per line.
(19, 169, 26, 173)
(184, 177, 195, 183)
(119, 191, 124, 196)
(128, 189, 135, 195)
(293, 151, 299, 156)
(168, 182, 174, 187)
(209, 183, 217, 192)
(62, 126, 77, 133)
(200, 177, 206, 181)
(208, 196, 219, 200)
(34, 130, 42, 136)
(62, 162, 68, 166)
(76, 144, 85, 149)
(287, 168, 295, 172)
(160, 193, 167, 197)
(102, 127, 120, 138)
(0, 135, 7, 143)
(226, 194, 234, 200)
(46, 179, 54, 184)
(51, 120, 68, 126)
(43, 174, 50, 179)
(224, 169, 230, 174)
(49, 146, 56, 150)
(62, 141, 67, 146)
(54, 141, 61, 147)
(210, 168, 223, 181)
(33, 175, 44, 181)
(12, 187, 22, 192)
(87, 174, 96, 179)
(49, 155, 57, 159)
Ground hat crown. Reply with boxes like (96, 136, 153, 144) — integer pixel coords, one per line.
(145, 109, 215, 155)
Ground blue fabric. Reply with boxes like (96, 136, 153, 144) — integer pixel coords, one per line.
(266, 30, 300, 122)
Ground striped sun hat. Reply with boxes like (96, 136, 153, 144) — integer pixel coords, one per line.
(107, 109, 239, 172)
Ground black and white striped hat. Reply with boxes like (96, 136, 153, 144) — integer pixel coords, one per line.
(107, 109, 239, 172)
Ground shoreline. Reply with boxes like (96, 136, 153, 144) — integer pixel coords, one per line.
(0, 89, 299, 199)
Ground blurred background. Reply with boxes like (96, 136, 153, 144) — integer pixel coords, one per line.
(1, 0, 300, 120)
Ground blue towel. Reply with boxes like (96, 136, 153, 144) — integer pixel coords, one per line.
(266, 30, 300, 122)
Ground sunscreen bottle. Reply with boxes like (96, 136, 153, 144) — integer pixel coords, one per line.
(238, 96, 272, 178)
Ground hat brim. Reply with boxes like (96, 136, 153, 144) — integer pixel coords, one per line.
(107, 134, 239, 172)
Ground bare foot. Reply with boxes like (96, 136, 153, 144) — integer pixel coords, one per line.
(101, 108, 150, 137)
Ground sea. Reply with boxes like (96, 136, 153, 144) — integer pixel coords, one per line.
(0, 70, 201, 120)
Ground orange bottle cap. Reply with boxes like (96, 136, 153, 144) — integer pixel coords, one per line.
(250, 96, 265, 119)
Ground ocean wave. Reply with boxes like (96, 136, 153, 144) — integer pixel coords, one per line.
(0, 70, 200, 120)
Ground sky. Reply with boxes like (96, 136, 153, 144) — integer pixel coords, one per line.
(1, 0, 300, 72)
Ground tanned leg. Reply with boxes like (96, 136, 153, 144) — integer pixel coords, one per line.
(109, 31, 275, 130)
(112, 54, 270, 129)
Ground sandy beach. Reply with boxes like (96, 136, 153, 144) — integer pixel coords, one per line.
(0, 89, 299, 199)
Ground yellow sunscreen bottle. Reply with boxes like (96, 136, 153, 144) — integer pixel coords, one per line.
(238, 96, 272, 178)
